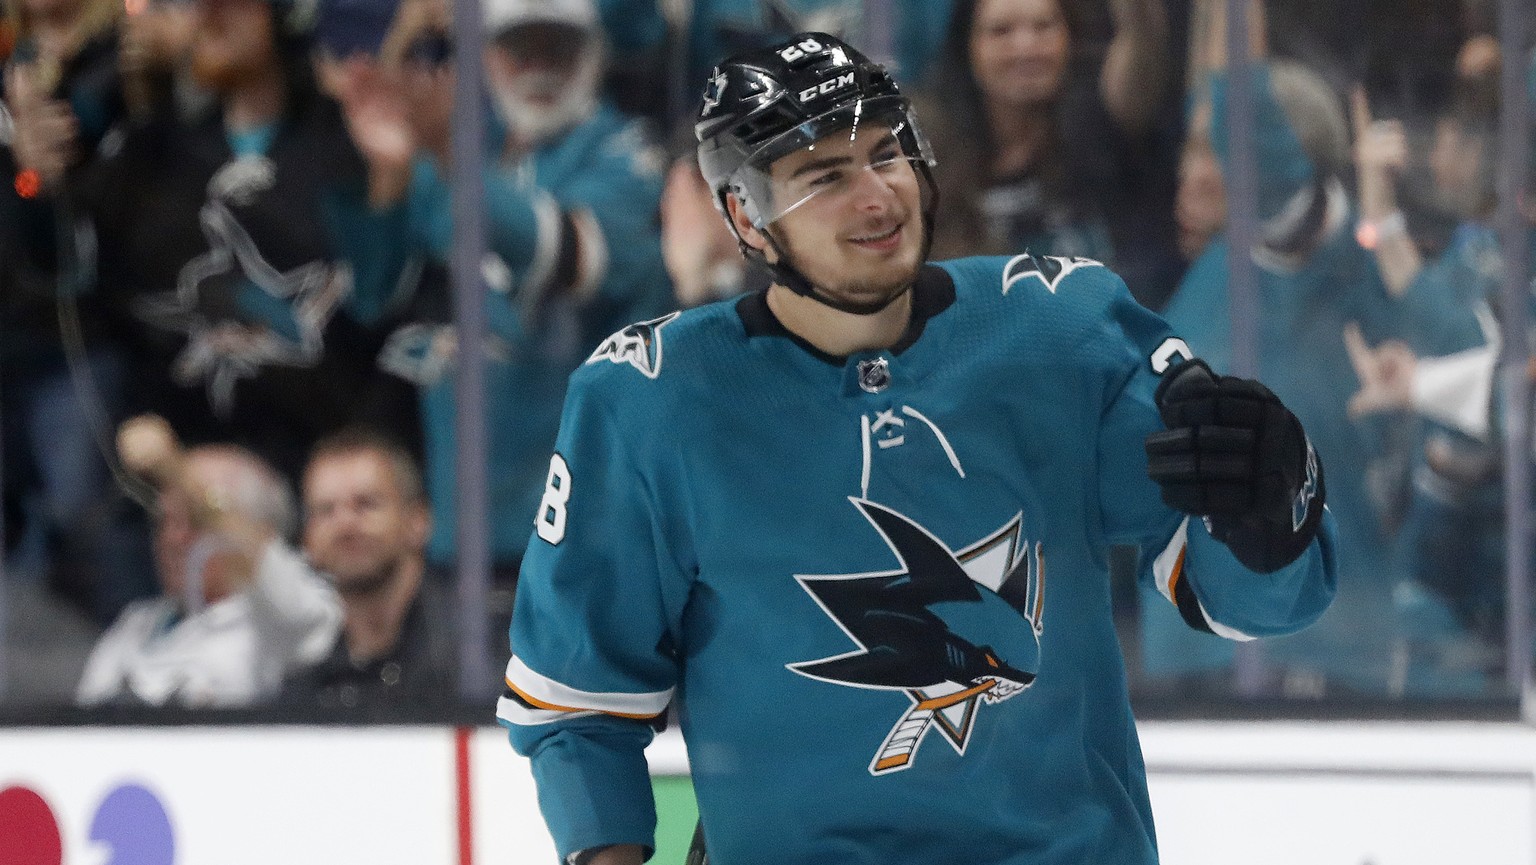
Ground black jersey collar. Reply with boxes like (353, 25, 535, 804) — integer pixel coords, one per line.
(735, 265, 957, 366)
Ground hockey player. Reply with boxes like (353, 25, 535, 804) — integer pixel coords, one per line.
(498, 33, 1337, 865)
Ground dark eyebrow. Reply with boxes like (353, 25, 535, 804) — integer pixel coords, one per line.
(789, 154, 854, 180)
(787, 132, 903, 180)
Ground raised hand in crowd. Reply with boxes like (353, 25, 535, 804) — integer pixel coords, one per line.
(1349, 86, 1407, 216)
(1349, 85, 1421, 297)
(118, 0, 193, 116)
(117, 412, 183, 483)
(1454, 33, 1501, 89)
(1342, 321, 1416, 419)
(117, 413, 274, 590)
(331, 0, 454, 207)
(396, 55, 453, 167)
(5, 63, 78, 193)
(659, 156, 743, 307)
(378, 0, 454, 163)
(1101, 0, 1171, 136)
(331, 57, 418, 207)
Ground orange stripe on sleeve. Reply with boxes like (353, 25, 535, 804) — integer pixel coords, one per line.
(505, 678, 663, 721)
(1165, 545, 1187, 605)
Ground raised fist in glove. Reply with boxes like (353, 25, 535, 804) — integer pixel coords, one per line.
(1144, 358, 1325, 573)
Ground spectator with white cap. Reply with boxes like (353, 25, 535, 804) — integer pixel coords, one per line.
(327, 0, 673, 588)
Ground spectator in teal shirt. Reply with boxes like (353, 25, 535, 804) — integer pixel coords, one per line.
(327, 0, 674, 587)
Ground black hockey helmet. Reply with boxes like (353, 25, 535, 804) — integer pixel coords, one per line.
(693, 32, 938, 312)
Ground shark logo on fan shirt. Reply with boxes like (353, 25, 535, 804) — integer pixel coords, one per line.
(130, 157, 347, 416)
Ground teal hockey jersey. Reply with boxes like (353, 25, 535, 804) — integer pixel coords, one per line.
(498, 255, 1338, 864)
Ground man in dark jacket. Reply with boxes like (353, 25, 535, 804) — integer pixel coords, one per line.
(279, 427, 458, 714)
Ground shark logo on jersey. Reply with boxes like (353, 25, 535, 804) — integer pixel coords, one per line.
(1001, 252, 1102, 295)
(1293, 439, 1320, 531)
(789, 499, 1046, 776)
(585, 311, 681, 379)
(702, 71, 728, 113)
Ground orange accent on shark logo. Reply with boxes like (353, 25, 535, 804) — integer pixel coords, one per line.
(788, 499, 1046, 775)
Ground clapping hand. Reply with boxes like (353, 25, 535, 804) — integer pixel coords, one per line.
(331, 56, 417, 207)
(1342, 322, 1416, 419)
(6, 64, 78, 193)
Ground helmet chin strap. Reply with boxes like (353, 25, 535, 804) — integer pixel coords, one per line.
(756, 236, 907, 316)
(747, 211, 934, 317)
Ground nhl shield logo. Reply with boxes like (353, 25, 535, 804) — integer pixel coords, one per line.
(857, 357, 891, 393)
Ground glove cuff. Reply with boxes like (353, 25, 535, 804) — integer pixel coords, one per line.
(1208, 438, 1326, 573)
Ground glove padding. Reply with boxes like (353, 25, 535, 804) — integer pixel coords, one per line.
(1144, 358, 1325, 573)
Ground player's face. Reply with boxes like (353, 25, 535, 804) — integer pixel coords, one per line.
(303, 451, 427, 594)
(759, 126, 927, 309)
(969, 0, 1071, 110)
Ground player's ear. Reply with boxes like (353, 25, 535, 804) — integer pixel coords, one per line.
(725, 193, 768, 253)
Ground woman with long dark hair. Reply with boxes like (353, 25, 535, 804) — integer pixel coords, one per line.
(916, 0, 1179, 305)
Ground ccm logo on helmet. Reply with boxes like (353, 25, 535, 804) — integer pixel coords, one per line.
(799, 72, 855, 103)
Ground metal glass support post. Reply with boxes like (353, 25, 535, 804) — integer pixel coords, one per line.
(1223, 0, 1267, 697)
(1496, 0, 1534, 716)
(0, 396, 7, 704)
(661, 0, 695, 129)
(862, 0, 896, 73)
(451, 0, 494, 704)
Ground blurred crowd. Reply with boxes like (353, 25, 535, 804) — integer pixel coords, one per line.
(0, 0, 1532, 715)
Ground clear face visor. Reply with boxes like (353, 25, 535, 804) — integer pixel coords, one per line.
(727, 98, 935, 229)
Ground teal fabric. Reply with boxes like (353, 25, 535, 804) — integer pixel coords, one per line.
(225, 123, 278, 158)
(1140, 66, 1488, 691)
(502, 256, 1336, 862)
(328, 103, 674, 566)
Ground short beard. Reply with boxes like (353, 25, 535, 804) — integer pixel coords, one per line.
(489, 51, 602, 148)
(331, 563, 396, 598)
(771, 225, 923, 315)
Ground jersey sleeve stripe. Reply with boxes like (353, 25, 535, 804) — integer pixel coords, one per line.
(505, 655, 674, 718)
(1154, 518, 1261, 641)
(1151, 517, 1189, 604)
(1170, 562, 1258, 641)
(504, 678, 665, 720)
(1197, 602, 1258, 642)
(523, 190, 564, 298)
(497, 688, 599, 726)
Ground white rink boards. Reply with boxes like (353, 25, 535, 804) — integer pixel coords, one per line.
(0, 721, 1530, 864)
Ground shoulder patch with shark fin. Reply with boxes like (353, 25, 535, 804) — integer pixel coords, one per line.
(585, 311, 681, 379)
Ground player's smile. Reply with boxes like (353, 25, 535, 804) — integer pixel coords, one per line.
(848, 222, 905, 253)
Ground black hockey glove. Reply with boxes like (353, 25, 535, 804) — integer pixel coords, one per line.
(1144, 358, 1325, 573)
